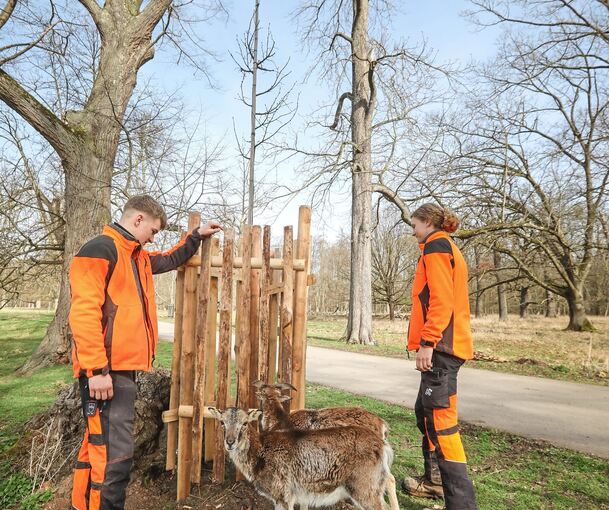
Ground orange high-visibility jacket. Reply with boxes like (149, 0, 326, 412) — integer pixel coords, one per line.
(69, 223, 203, 377)
(407, 230, 474, 360)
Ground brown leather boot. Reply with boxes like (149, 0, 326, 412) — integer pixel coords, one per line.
(401, 475, 444, 499)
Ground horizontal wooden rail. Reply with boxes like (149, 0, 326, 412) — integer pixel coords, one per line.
(162, 405, 258, 423)
(184, 256, 306, 271)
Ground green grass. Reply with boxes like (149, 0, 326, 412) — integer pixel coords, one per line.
(306, 385, 609, 510)
(2, 312, 609, 509)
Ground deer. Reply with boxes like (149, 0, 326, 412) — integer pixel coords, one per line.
(252, 381, 399, 510)
(252, 381, 388, 438)
(208, 406, 398, 510)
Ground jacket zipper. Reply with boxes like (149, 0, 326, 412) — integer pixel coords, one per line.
(133, 250, 153, 369)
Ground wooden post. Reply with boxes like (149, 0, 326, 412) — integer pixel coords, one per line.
(292, 206, 312, 410)
(237, 226, 252, 409)
(204, 238, 219, 462)
(259, 226, 272, 383)
(191, 236, 212, 484)
(268, 248, 281, 384)
(248, 226, 262, 409)
(166, 232, 187, 471)
(177, 213, 201, 501)
(214, 230, 234, 483)
(280, 226, 294, 411)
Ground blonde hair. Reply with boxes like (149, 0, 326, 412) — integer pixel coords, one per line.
(123, 195, 168, 230)
(412, 203, 459, 234)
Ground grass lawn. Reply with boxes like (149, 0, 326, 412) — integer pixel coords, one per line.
(1, 311, 609, 509)
(307, 315, 609, 385)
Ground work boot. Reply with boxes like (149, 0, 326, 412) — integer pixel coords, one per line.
(401, 475, 444, 499)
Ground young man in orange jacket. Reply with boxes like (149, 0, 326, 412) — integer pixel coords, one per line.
(402, 203, 477, 510)
(69, 195, 221, 510)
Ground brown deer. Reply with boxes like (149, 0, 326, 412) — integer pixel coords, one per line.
(209, 406, 396, 510)
(252, 381, 399, 510)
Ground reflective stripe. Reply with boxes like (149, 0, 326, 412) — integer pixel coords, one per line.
(437, 424, 460, 436)
(91, 481, 104, 490)
(75, 461, 91, 469)
(89, 434, 105, 446)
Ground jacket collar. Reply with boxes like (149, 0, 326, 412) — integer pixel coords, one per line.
(103, 223, 141, 253)
(418, 229, 447, 250)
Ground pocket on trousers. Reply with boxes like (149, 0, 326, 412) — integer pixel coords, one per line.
(421, 368, 450, 409)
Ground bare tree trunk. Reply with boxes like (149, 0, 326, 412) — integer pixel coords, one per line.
(519, 286, 530, 319)
(494, 250, 508, 321)
(388, 300, 395, 321)
(247, 0, 260, 225)
(345, 0, 375, 345)
(474, 247, 482, 318)
(566, 284, 595, 332)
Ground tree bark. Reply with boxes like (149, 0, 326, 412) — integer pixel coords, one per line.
(545, 289, 557, 317)
(494, 250, 508, 321)
(519, 286, 530, 318)
(4, 3, 169, 372)
(565, 284, 595, 332)
(345, 0, 375, 345)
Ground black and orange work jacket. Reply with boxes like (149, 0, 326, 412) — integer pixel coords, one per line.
(69, 223, 202, 378)
(407, 230, 474, 360)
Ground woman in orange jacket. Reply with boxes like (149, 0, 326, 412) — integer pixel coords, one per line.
(401, 203, 477, 510)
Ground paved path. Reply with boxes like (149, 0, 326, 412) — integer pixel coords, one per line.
(158, 321, 609, 459)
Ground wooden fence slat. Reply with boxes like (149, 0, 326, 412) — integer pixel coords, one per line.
(268, 248, 281, 384)
(213, 230, 234, 483)
(259, 226, 272, 384)
(248, 226, 262, 408)
(191, 236, 212, 483)
(237, 226, 251, 409)
(166, 232, 187, 471)
(177, 213, 201, 501)
(292, 206, 312, 410)
(204, 238, 219, 462)
(280, 226, 294, 410)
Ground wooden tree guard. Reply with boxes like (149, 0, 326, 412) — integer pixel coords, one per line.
(162, 208, 313, 502)
(176, 213, 201, 500)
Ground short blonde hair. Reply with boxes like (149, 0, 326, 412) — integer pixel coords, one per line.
(123, 195, 167, 229)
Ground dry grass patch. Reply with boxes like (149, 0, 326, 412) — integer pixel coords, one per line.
(308, 315, 609, 385)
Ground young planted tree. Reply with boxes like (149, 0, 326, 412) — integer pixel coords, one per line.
(232, 0, 296, 225)
(0, 0, 223, 370)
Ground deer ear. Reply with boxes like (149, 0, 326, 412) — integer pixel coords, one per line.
(208, 406, 222, 421)
(275, 382, 297, 392)
(247, 409, 262, 422)
(278, 395, 292, 403)
(252, 380, 266, 389)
